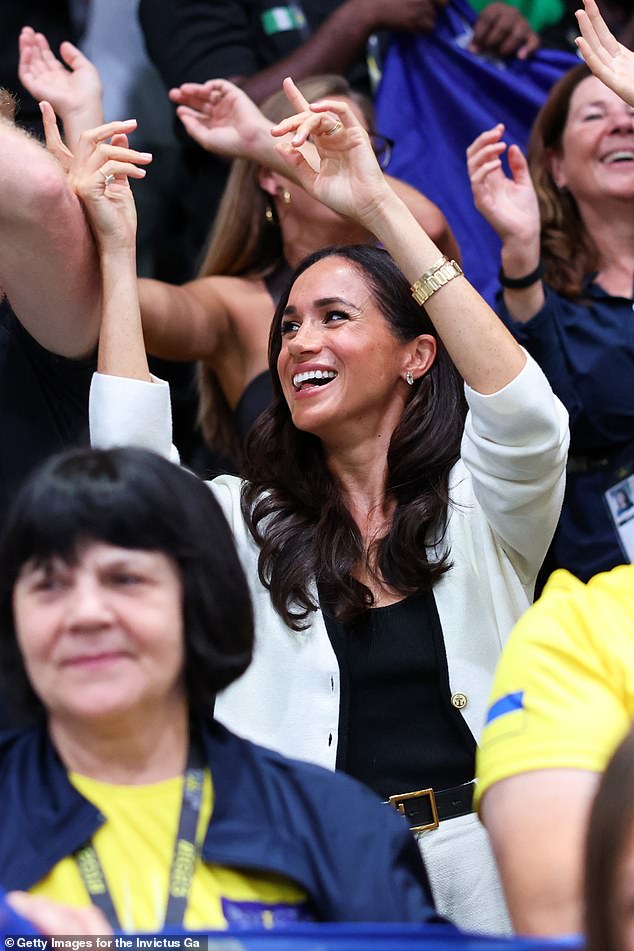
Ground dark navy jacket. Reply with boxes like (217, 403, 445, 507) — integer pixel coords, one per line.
(498, 280, 634, 582)
(0, 719, 445, 925)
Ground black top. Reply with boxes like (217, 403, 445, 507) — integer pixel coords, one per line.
(322, 591, 475, 801)
(234, 370, 274, 444)
(0, 301, 95, 730)
(0, 1, 79, 134)
(233, 262, 292, 444)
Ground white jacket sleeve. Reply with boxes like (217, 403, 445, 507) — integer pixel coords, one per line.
(460, 351, 569, 583)
(89, 372, 180, 464)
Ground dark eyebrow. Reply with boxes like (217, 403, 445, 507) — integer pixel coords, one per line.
(283, 296, 357, 316)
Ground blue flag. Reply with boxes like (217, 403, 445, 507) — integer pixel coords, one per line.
(375, 0, 578, 304)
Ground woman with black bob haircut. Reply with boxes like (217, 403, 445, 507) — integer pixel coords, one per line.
(82, 79, 568, 933)
(0, 446, 253, 723)
(0, 444, 443, 933)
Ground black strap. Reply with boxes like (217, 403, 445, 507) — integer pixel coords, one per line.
(498, 259, 544, 290)
(74, 741, 205, 929)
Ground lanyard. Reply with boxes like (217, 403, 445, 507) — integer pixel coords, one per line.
(74, 742, 205, 930)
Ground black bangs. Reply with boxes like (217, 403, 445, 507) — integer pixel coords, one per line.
(0, 449, 187, 576)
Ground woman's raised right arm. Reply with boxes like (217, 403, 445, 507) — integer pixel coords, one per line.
(466, 124, 545, 324)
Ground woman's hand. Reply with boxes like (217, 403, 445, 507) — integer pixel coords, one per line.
(467, 124, 541, 250)
(170, 78, 272, 160)
(270, 77, 390, 227)
(40, 102, 152, 251)
(6, 891, 112, 937)
(576, 0, 634, 108)
(18, 27, 103, 148)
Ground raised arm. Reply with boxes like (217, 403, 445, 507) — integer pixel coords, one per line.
(18, 26, 104, 149)
(576, 0, 634, 107)
(274, 80, 524, 394)
(466, 124, 544, 323)
(62, 115, 153, 382)
(171, 78, 461, 260)
(0, 103, 101, 357)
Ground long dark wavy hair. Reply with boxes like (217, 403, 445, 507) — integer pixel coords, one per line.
(241, 245, 466, 629)
(527, 64, 598, 300)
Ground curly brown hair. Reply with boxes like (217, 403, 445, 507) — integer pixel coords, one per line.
(527, 64, 598, 300)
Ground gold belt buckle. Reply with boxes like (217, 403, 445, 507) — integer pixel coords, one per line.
(388, 787, 439, 833)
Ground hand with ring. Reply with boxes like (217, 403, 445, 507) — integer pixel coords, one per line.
(39, 101, 152, 251)
(269, 76, 390, 226)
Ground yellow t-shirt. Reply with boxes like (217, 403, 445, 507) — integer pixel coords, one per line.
(30, 769, 307, 931)
(476, 565, 634, 808)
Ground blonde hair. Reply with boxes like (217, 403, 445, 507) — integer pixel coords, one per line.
(197, 75, 371, 464)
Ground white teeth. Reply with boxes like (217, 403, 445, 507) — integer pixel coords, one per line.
(292, 369, 337, 389)
(604, 150, 634, 163)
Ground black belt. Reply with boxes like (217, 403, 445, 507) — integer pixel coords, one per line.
(387, 780, 475, 833)
(567, 450, 634, 478)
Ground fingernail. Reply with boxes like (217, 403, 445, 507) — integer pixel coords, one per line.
(139, 152, 152, 159)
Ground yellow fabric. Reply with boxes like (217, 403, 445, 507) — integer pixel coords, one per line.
(30, 769, 306, 932)
(476, 565, 634, 808)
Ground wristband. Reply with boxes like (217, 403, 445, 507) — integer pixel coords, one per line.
(498, 259, 544, 290)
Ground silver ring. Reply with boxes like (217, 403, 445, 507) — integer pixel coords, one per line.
(100, 168, 115, 187)
(324, 119, 343, 137)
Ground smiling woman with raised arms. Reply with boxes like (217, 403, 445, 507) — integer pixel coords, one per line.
(86, 78, 568, 934)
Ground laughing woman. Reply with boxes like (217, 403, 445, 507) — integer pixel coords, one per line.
(83, 81, 568, 933)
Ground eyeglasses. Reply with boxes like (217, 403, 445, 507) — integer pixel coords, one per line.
(369, 133, 394, 170)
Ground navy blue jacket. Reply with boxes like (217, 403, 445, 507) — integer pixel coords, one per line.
(0, 719, 444, 925)
(498, 280, 634, 582)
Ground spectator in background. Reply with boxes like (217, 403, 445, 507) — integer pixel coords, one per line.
(467, 57, 634, 585)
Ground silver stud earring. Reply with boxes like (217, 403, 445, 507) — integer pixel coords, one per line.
(405, 371, 414, 386)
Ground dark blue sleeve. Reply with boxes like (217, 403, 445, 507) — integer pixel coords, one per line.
(496, 286, 585, 427)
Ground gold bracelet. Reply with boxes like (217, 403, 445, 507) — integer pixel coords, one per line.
(411, 257, 463, 307)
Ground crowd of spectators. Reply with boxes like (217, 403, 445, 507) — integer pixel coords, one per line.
(0, 0, 632, 945)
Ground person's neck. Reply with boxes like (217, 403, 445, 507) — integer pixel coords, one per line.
(581, 199, 634, 296)
(49, 699, 190, 785)
(325, 438, 395, 543)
